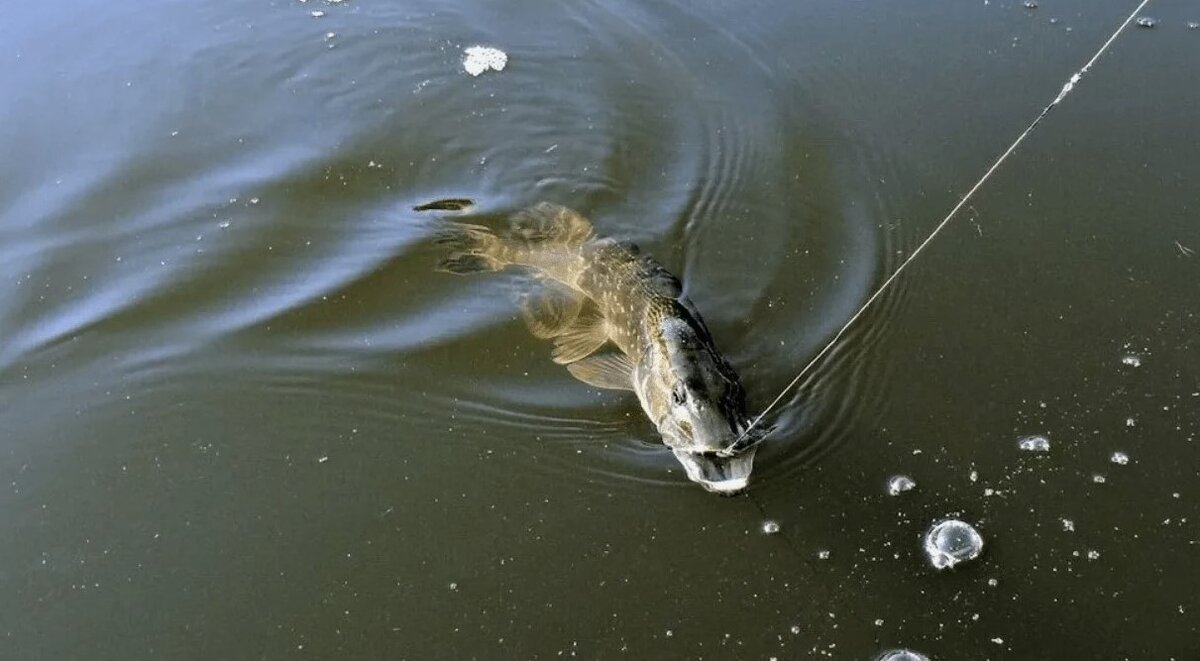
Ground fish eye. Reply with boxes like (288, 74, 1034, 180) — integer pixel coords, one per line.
(671, 385, 687, 406)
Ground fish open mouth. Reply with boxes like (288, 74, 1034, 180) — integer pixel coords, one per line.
(671, 447, 757, 495)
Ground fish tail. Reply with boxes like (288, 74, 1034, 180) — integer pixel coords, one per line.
(434, 223, 506, 274)
(423, 201, 594, 274)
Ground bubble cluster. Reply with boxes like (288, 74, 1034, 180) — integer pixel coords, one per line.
(761, 520, 781, 535)
(1110, 451, 1130, 465)
(923, 519, 984, 569)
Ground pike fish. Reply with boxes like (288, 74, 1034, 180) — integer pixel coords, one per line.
(428, 201, 766, 494)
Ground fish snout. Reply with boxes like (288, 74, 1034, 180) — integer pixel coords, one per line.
(671, 447, 757, 495)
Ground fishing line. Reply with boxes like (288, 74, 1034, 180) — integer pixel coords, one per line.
(736, 0, 1153, 445)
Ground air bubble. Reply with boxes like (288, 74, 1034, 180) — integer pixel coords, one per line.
(875, 650, 930, 661)
(887, 475, 917, 496)
(1135, 16, 1157, 28)
(923, 519, 984, 569)
(1017, 435, 1050, 452)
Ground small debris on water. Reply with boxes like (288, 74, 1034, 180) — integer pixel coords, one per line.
(1018, 434, 1051, 452)
(790, 625, 801, 634)
(875, 649, 930, 661)
(1110, 451, 1130, 465)
(923, 519, 984, 569)
(1135, 16, 1157, 28)
(817, 549, 831, 560)
(317, 455, 329, 463)
(1125, 417, 1136, 427)
(1188, 21, 1199, 30)
(1022, 0, 1038, 8)
(413, 198, 475, 212)
(448, 582, 458, 591)
(1121, 354, 1142, 367)
(1092, 474, 1107, 484)
(761, 520, 781, 535)
(310, 9, 326, 17)
(887, 475, 917, 496)
(463, 46, 508, 76)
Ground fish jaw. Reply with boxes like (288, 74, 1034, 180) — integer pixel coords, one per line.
(671, 447, 757, 495)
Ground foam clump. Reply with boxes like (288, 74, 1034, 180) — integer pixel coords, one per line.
(463, 46, 508, 76)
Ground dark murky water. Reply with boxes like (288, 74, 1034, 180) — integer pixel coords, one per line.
(2, 0, 1197, 658)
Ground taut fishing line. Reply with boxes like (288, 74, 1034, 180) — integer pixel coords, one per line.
(736, 0, 1154, 448)
(738, 0, 1152, 553)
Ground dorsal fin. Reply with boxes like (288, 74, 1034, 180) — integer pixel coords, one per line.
(507, 202, 594, 248)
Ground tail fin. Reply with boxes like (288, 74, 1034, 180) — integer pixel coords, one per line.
(434, 223, 504, 274)
(421, 201, 595, 275)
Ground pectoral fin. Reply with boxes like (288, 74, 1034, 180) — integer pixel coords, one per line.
(520, 284, 585, 340)
(550, 304, 609, 364)
(566, 353, 635, 391)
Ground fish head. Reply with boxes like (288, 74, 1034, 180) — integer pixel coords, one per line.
(639, 317, 760, 494)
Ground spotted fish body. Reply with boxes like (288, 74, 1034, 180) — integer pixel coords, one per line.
(432, 202, 762, 493)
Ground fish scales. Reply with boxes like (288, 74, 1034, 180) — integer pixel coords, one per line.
(425, 201, 766, 493)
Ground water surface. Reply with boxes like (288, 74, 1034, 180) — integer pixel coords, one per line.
(2, 0, 1197, 658)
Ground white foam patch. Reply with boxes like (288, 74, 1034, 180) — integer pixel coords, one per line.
(463, 46, 508, 76)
